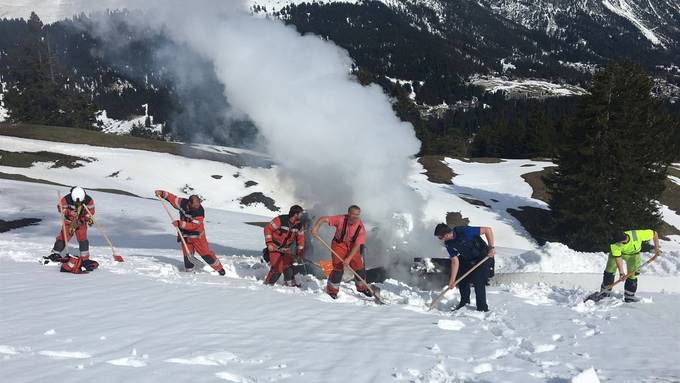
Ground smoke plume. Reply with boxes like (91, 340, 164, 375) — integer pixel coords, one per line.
(66, 0, 440, 269)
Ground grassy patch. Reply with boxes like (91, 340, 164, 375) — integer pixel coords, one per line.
(417, 155, 455, 184)
(0, 150, 93, 169)
(520, 167, 556, 204)
(0, 123, 270, 168)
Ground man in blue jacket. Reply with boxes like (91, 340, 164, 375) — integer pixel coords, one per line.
(434, 223, 496, 311)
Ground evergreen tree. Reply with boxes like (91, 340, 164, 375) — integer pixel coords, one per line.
(547, 59, 673, 251)
(4, 12, 97, 129)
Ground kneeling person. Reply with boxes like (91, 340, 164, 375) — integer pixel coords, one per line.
(263, 205, 305, 286)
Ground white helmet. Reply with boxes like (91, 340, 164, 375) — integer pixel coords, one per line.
(70, 186, 86, 203)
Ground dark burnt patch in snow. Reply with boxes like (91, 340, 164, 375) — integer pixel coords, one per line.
(239, 192, 279, 212)
(0, 218, 41, 233)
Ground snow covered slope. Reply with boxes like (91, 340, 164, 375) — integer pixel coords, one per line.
(1, 133, 680, 381)
(2, 177, 680, 382)
(1, 135, 679, 274)
(0, 135, 293, 217)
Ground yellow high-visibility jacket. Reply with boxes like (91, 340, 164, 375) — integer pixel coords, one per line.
(610, 229, 654, 257)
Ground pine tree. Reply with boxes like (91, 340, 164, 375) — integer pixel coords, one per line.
(4, 12, 97, 129)
(547, 59, 673, 251)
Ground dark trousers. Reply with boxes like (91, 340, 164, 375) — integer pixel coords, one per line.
(457, 260, 489, 311)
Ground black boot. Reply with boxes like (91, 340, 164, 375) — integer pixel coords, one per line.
(183, 256, 195, 272)
(599, 272, 615, 297)
(453, 300, 469, 311)
(43, 252, 63, 264)
(624, 278, 639, 302)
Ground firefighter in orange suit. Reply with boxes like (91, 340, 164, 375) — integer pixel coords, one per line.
(263, 205, 305, 286)
(311, 205, 370, 299)
(155, 190, 225, 275)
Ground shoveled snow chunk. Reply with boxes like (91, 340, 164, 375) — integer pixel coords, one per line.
(437, 319, 465, 331)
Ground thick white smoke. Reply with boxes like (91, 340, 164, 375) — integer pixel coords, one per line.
(65, 0, 439, 267)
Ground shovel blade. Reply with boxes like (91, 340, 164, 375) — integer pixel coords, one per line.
(584, 291, 607, 303)
(371, 285, 385, 305)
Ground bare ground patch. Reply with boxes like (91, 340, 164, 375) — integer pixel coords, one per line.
(0, 123, 271, 168)
(506, 206, 560, 246)
(417, 155, 455, 184)
(0, 150, 93, 169)
(520, 167, 556, 204)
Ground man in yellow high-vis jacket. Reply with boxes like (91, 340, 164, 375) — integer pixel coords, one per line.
(600, 229, 661, 302)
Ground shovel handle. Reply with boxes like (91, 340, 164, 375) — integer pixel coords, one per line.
(157, 196, 192, 257)
(314, 234, 380, 299)
(427, 255, 492, 311)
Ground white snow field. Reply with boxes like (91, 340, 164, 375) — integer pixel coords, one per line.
(1, 136, 680, 382)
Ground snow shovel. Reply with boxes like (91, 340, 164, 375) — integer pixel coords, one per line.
(57, 191, 70, 252)
(584, 252, 662, 303)
(428, 255, 492, 311)
(313, 234, 385, 304)
(157, 196, 197, 270)
(82, 204, 124, 262)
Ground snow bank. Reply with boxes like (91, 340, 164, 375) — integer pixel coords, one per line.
(96, 109, 163, 135)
